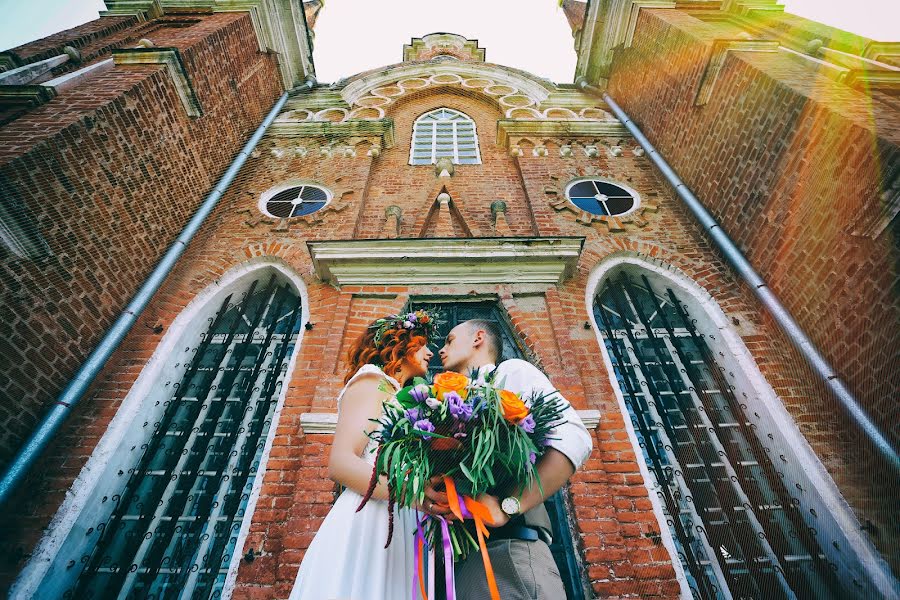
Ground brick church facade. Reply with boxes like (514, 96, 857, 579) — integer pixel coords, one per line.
(0, 0, 897, 598)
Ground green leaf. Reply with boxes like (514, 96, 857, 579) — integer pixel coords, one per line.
(394, 386, 418, 409)
(459, 462, 476, 484)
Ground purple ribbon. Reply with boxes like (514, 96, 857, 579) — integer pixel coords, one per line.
(458, 497, 474, 519)
(438, 516, 456, 600)
(414, 516, 427, 600)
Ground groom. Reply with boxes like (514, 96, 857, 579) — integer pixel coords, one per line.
(428, 319, 593, 598)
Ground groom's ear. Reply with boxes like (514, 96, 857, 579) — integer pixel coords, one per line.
(471, 328, 485, 349)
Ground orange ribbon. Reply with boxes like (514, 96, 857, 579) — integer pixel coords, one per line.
(443, 477, 501, 600)
(417, 533, 428, 600)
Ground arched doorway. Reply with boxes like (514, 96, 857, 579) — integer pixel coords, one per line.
(411, 299, 588, 600)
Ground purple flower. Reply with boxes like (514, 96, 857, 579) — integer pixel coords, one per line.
(404, 407, 420, 422)
(529, 451, 537, 464)
(446, 391, 473, 421)
(425, 397, 441, 409)
(410, 384, 430, 403)
(519, 414, 536, 434)
(407, 313, 418, 323)
(541, 438, 553, 447)
(413, 419, 435, 439)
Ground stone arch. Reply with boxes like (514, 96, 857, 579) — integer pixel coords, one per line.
(583, 252, 894, 599)
(340, 62, 553, 115)
(13, 258, 309, 599)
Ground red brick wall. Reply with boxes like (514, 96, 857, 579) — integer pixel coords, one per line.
(604, 6, 900, 569)
(0, 12, 282, 469)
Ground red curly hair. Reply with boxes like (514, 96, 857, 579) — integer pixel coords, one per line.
(344, 322, 428, 384)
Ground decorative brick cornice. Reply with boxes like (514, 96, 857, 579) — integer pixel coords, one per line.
(496, 119, 629, 147)
(695, 39, 779, 106)
(100, 0, 164, 20)
(103, 0, 315, 90)
(307, 237, 585, 286)
(0, 84, 57, 109)
(112, 47, 202, 116)
(720, 0, 784, 16)
(267, 118, 396, 147)
(403, 33, 486, 63)
(575, 0, 676, 82)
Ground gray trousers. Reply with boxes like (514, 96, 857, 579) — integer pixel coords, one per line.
(454, 539, 566, 599)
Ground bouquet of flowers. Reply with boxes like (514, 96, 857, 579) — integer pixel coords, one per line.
(356, 368, 568, 598)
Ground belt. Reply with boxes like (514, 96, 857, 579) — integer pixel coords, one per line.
(488, 524, 540, 542)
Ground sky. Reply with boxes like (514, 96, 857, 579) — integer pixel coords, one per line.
(0, 0, 898, 84)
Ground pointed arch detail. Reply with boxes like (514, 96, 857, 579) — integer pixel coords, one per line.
(13, 258, 309, 600)
(585, 253, 895, 599)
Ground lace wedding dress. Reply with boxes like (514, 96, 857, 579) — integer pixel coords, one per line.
(289, 364, 423, 600)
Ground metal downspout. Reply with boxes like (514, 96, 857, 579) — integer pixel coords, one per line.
(578, 79, 899, 474)
(0, 77, 317, 507)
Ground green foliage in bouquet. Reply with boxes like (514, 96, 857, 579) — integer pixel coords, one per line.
(356, 369, 568, 560)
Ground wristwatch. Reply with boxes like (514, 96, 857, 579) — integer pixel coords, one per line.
(501, 496, 521, 516)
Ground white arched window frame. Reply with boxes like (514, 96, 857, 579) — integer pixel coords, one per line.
(409, 107, 481, 166)
(13, 259, 309, 600)
(585, 255, 896, 600)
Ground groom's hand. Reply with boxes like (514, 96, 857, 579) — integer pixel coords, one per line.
(473, 494, 510, 528)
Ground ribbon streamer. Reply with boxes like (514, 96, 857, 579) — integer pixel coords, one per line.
(443, 476, 500, 600)
(415, 517, 428, 600)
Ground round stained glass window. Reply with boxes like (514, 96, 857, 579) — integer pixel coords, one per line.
(262, 184, 330, 218)
(565, 179, 638, 216)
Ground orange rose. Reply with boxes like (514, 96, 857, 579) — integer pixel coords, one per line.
(498, 389, 529, 423)
(432, 371, 470, 401)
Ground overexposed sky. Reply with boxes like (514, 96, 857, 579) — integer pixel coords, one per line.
(1, 0, 898, 83)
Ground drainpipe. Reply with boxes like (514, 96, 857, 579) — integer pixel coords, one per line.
(0, 76, 317, 507)
(578, 78, 899, 474)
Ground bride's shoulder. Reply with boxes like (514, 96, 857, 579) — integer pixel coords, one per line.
(345, 364, 393, 392)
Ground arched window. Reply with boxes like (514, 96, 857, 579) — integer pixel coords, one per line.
(410, 108, 481, 166)
(22, 267, 305, 599)
(590, 263, 879, 600)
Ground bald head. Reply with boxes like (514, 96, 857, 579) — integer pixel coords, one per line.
(439, 318, 503, 373)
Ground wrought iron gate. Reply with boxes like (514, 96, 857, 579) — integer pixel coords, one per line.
(66, 275, 303, 599)
(593, 272, 843, 600)
(411, 300, 588, 600)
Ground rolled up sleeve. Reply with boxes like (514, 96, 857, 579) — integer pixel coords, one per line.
(495, 360, 594, 471)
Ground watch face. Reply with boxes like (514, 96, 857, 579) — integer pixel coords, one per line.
(501, 497, 520, 515)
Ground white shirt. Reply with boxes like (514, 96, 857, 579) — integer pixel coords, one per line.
(475, 359, 593, 471)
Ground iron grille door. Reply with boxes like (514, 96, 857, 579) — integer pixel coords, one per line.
(593, 273, 843, 600)
(67, 276, 303, 599)
(411, 300, 587, 600)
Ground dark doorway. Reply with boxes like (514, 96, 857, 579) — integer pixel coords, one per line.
(411, 299, 587, 600)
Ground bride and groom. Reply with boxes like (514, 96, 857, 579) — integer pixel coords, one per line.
(290, 312, 593, 599)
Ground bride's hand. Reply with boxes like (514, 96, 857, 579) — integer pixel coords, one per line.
(415, 475, 456, 521)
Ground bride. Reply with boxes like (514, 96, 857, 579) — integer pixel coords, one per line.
(290, 310, 449, 600)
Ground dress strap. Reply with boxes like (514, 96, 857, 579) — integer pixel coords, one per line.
(336, 364, 401, 415)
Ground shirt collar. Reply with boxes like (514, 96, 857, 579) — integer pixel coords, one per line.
(472, 363, 497, 384)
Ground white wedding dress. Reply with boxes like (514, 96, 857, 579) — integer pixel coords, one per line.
(289, 364, 424, 600)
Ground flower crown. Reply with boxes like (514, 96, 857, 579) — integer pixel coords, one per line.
(370, 310, 440, 348)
